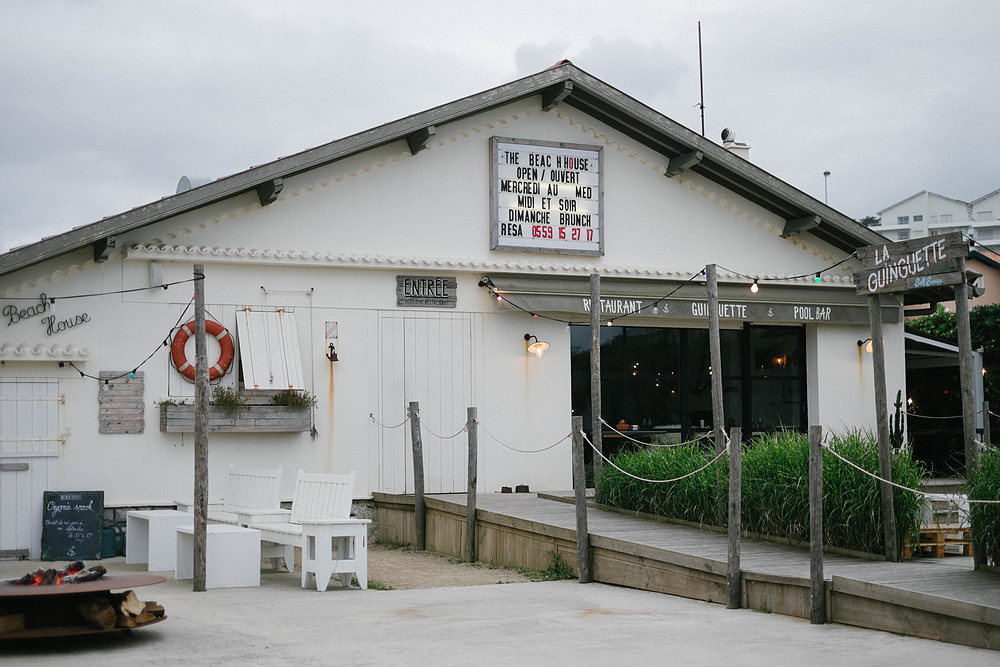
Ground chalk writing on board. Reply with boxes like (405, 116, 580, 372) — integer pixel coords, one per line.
(41, 490, 104, 561)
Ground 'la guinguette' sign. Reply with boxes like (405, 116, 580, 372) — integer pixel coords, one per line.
(490, 137, 603, 256)
(854, 231, 968, 295)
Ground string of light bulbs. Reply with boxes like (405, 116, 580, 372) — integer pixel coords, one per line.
(717, 250, 858, 295)
(63, 296, 196, 383)
(0, 275, 203, 304)
(479, 271, 704, 327)
(479, 248, 859, 327)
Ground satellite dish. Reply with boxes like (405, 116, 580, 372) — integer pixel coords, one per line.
(721, 128, 735, 142)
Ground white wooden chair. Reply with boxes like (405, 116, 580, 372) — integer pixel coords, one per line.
(246, 470, 370, 591)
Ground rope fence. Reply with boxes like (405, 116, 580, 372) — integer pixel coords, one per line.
(821, 443, 1000, 506)
(583, 432, 729, 484)
(370, 405, 998, 503)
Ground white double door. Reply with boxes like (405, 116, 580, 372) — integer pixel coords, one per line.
(377, 312, 482, 494)
(0, 378, 61, 560)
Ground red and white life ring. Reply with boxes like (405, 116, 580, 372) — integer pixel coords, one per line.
(170, 320, 235, 382)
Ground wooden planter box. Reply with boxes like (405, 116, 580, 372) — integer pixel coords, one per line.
(159, 393, 311, 433)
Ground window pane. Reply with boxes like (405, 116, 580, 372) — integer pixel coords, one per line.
(749, 327, 804, 431)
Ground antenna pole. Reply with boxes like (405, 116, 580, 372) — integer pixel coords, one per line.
(698, 21, 705, 137)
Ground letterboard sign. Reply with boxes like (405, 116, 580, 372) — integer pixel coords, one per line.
(41, 490, 105, 561)
(490, 136, 603, 255)
(396, 275, 457, 308)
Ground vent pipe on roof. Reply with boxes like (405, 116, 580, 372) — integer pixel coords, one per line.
(176, 176, 212, 194)
(721, 128, 750, 161)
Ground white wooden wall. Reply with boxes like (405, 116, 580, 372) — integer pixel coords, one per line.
(0, 378, 61, 560)
(377, 311, 479, 494)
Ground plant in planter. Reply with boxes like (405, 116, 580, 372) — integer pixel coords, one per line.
(271, 389, 317, 409)
(211, 385, 247, 413)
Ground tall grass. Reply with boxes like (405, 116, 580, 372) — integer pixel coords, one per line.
(969, 448, 1000, 566)
(599, 429, 926, 558)
(822, 431, 925, 556)
(598, 443, 726, 527)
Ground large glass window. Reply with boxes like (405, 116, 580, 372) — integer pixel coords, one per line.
(571, 324, 805, 458)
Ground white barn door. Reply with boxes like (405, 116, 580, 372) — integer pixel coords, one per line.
(0, 378, 61, 560)
(377, 311, 480, 494)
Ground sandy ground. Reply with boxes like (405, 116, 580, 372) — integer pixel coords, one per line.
(365, 543, 535, 589)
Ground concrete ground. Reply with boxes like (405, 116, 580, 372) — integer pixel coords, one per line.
(1, 557, 997, 666)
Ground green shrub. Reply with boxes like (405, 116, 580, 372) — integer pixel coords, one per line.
(600, 429, 926, 558)
(969, 448, 1000, 566)
(597, 442, 727, 527)
(819, 430, 924, 556)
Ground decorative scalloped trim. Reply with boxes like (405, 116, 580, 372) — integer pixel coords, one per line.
(0, 255, 114, 298)
(0, 343, 91, 360)
(125, 243, 854, 285)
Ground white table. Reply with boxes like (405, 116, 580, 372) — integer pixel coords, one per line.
(175, 524, 261, 588)
(126, 509, 193, 572)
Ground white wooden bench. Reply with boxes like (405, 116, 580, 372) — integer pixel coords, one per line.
(177, 465, 290, 569)
(245, 470, 370, 592)
(208, 465, 285, 525)
(176, 465, 284, 523)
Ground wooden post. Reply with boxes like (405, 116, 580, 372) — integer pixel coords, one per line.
(726, 426, 741, 610)
(589, 274, 603, 491)
(984, 400, 992, 448)
(572, 416, 591, 583)
(192, 264, 209, 592)
(409, 401, 425, 551)
(975, 400, 988, 571)
(955, 264, 979, 475)
(809, 425, 826, 624)
(706, 265, 725, 454)
(465, 406, 477, 563)
(867, 294, 898, 561)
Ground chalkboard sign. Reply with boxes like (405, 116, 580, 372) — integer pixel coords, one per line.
(41, 490, 104, 561)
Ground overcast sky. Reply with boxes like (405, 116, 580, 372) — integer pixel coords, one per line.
(2, 1, 998, 254)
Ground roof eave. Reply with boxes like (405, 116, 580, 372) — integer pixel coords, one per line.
(0, 61, 885, 277)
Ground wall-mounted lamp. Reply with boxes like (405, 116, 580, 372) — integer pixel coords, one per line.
(857, 338, 873, 354)
(524, 334, 549, 357)
(326, 343, 339, 362)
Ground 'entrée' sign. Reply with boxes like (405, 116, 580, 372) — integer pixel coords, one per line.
(490, 136, 603, 256)
(854, 231, 968, 295)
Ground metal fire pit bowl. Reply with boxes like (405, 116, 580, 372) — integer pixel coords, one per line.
(0, 572, 166, 639)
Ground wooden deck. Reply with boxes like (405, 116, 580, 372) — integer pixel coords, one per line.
(374, 491, 1000, 651)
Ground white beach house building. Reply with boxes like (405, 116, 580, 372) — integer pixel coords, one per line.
(1, 62, 948, 559)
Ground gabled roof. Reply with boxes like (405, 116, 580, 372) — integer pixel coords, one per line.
(971, 187, 1000, 206)
(0, 61, 886, 278)
(877, 190, 970, 215)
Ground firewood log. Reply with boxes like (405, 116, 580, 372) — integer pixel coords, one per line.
(76, 596, 117, 630)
